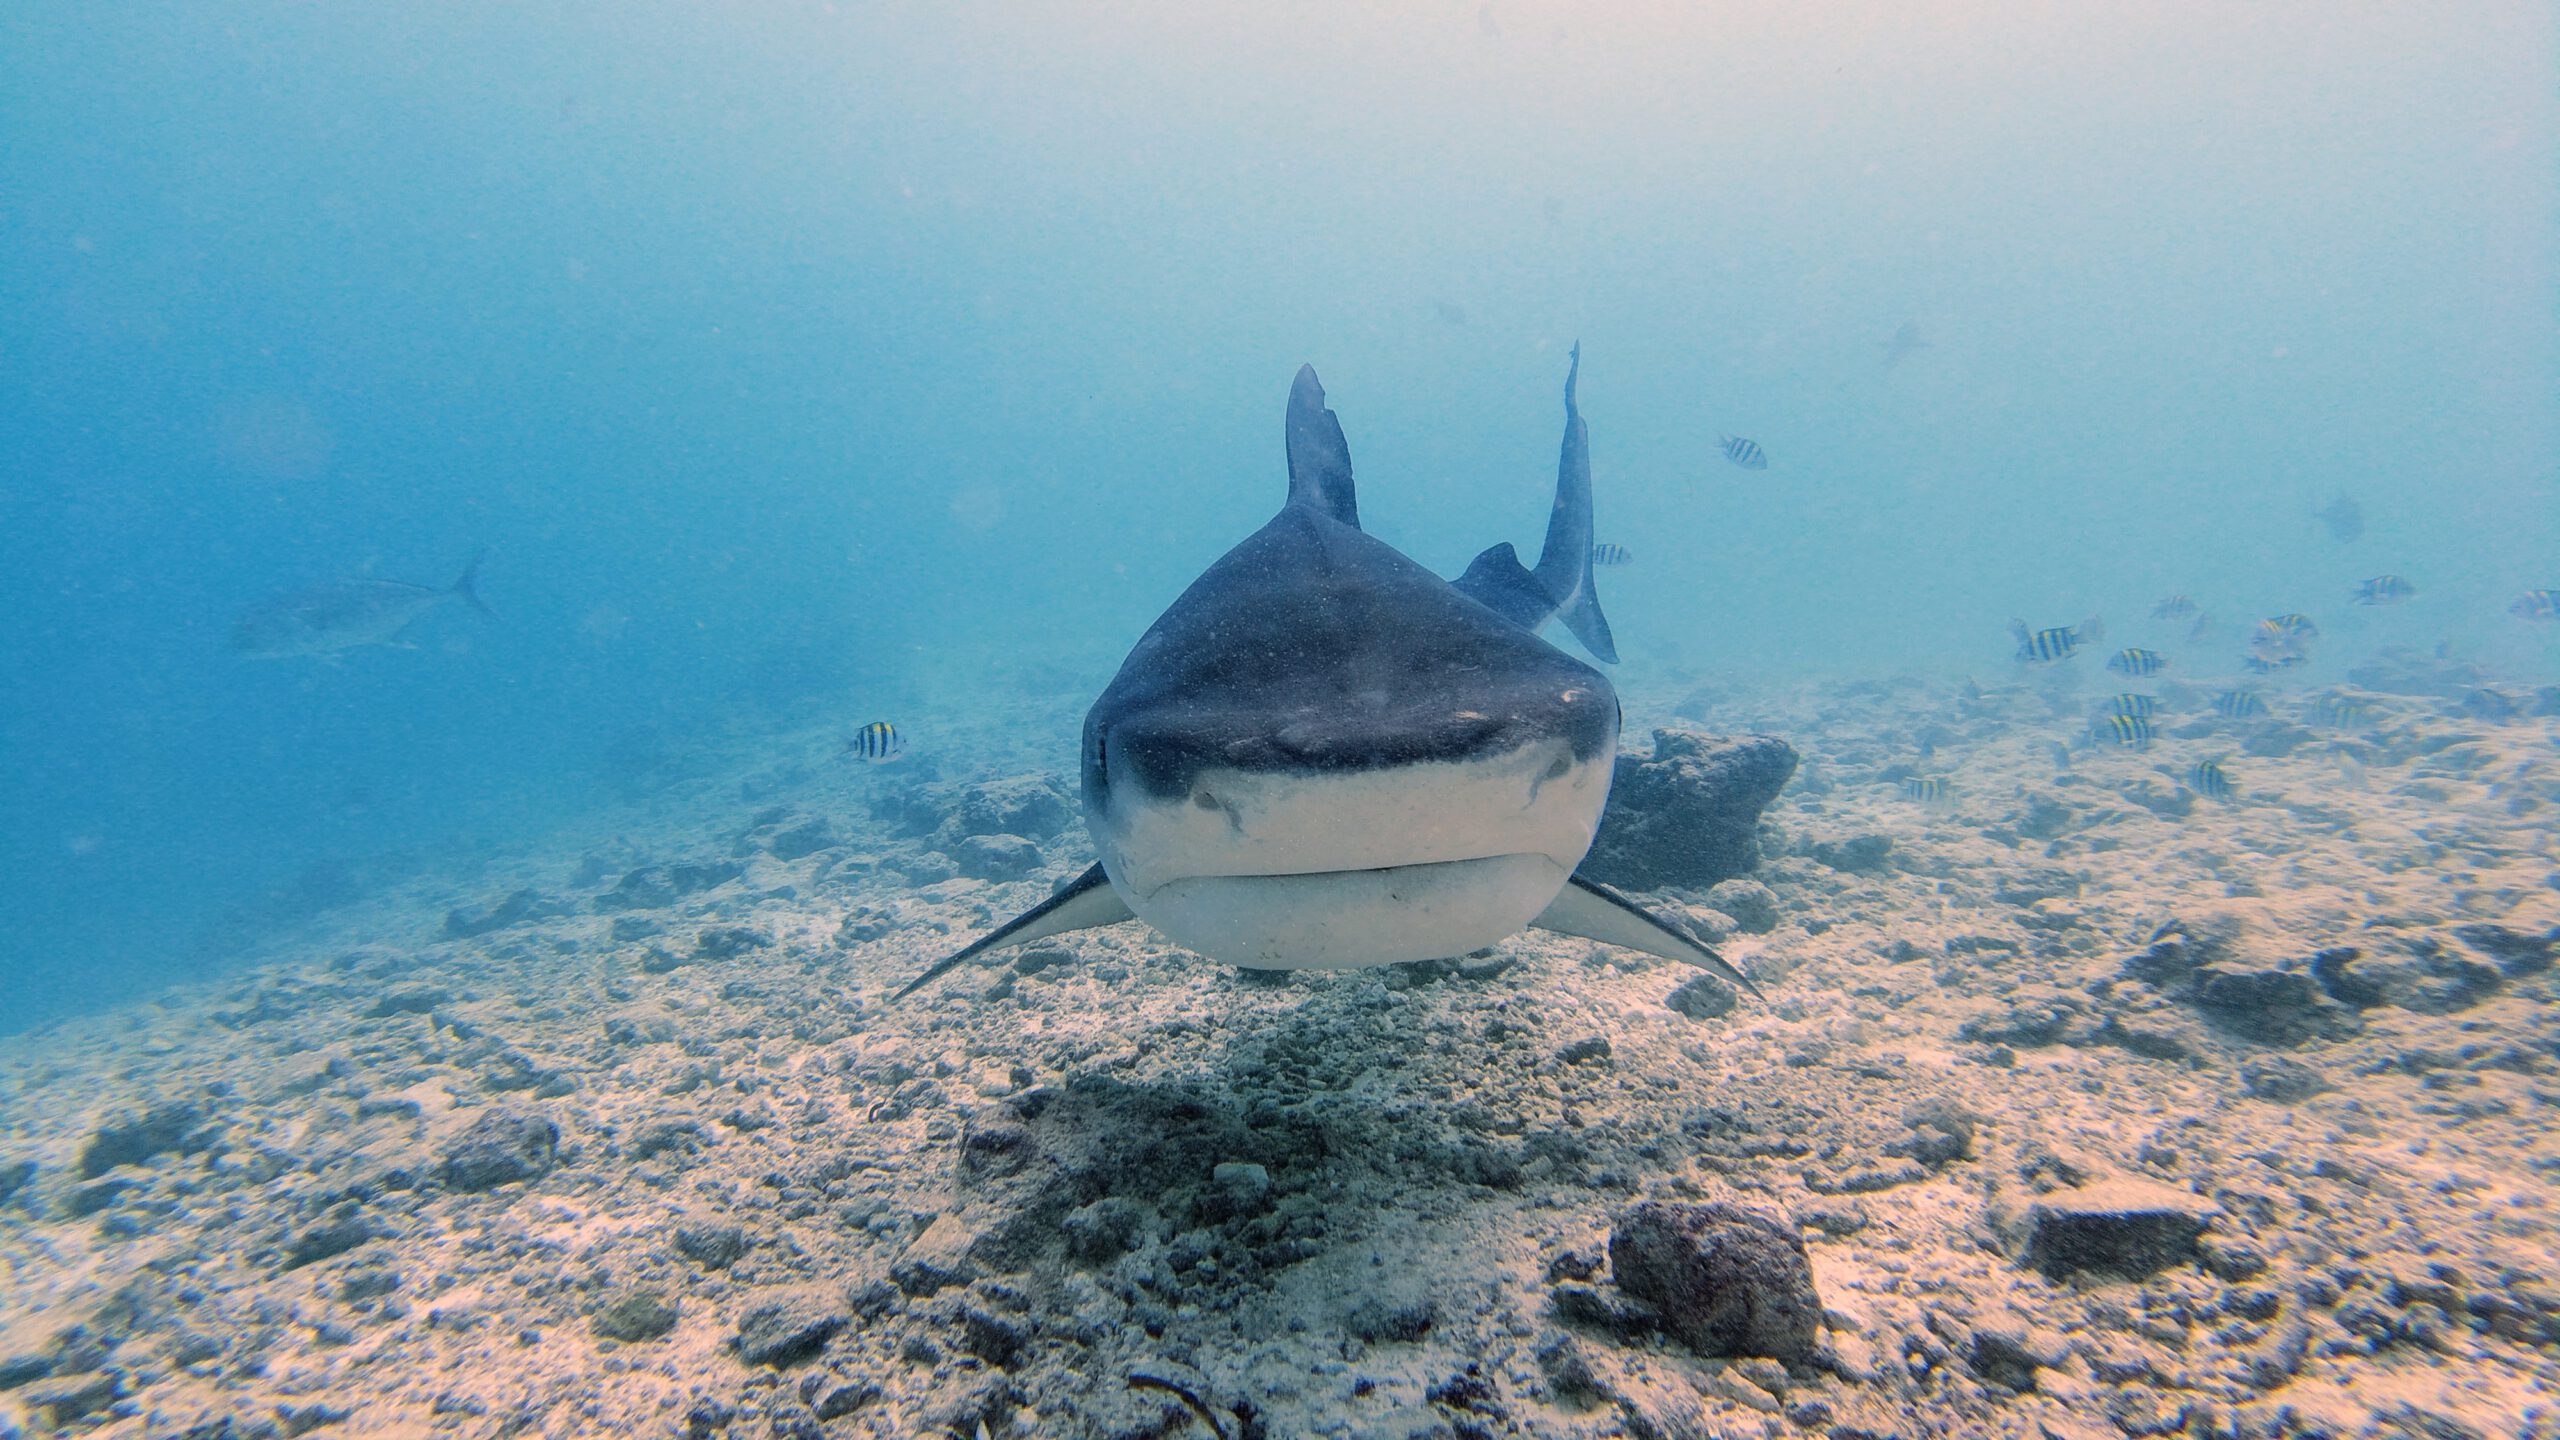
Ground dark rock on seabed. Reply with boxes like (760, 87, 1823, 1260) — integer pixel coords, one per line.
(438, 1108, 559, 1192)
(1605, 1200, 1822, 1364)
(1581, 729, 1797, 891)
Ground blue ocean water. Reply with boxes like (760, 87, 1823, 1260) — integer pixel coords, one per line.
(1, 4, 2551, 1034)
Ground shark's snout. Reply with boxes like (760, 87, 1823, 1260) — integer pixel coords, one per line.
(1087, 725, 1617, 968)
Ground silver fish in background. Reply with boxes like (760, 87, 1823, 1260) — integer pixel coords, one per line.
(2352, 575, 2415, 605)
(2511, 589, 2558, 622)
(2314, 493, 2364, 543)
(1588, 542, 1633, 566)
(2307, 695, 2375, 731)
(1719, 434, 1767, 470)
(2011, 615, 2103, 664)
(2152, 594, 2198, 619)
(847, 720, 906, 762)
(231, 551, 492, 659)
(1880, 320, 1931, 371)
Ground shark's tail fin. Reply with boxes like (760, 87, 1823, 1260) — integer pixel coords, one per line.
(1529, 345, 1616, 663)
(1449, 345, 1618, 663)
(451, 548, 495, 618)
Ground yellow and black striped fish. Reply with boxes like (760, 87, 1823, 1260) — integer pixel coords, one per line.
(847, 720, 906, 763)
(2103, 714, 2155, 748)
(2187, 760, 2235, 801)
(2512, 589, 2559, 622)
(2104, 694, 2158, 721)
(2352, 575, 2415, 605)
(2307, 695, 2373, 731)
(1719, 434, 1768, 470)
(1589, 543, 1633, 566)
(2011, 616, 2101, 665)
(2151, 595, 2197, 619)
(2258, 613, 2319, 642)
(1902, 776, 1950, 802)
(2212, 689, 2268, 720)
(2107, 648, 2167, 677)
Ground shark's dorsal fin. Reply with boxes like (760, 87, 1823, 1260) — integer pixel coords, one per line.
(1284, 365, 1361, 529)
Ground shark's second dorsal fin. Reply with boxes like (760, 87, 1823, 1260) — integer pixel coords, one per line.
(1285, 365, 1361, 529)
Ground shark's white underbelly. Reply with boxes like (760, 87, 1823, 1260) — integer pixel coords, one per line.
(1092, 734, 1614, 969)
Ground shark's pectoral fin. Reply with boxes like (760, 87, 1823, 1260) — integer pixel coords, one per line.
(890, 862, 1132, 1000)
(1534, 873, 1763, 999)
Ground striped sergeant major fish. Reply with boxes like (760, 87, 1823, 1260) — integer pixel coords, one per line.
(2242, 653, 2306, 675)
(2258, 613, 2319, 643)
(2152, 595, 2198, 620)
(2211, 689, 2268, 720)
(1902, 776, 1950, 803)
(2103, 694, 2158, 721)
(1588, 543, 1633, 566)
(2186, 760, 2235, 801)
(2307, 694, 2375, 731)
(2511, 589, 2559, 622)
(2107, 648, 2168, 677)
(2101, 714, 2155, 749)
(2352, 575, 2415, 605)
(1719, 434, 1768, 471)
(2011, 615, 2104, 665)
(847, 720, 906, 762)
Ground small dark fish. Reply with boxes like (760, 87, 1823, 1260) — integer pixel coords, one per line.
(2314, 493, 2364, 543)
(2103, 714, 2155, 749)
(1719, 434, 1768, 471)
(1588, 543, 1633, 566)
(2151, 595, 2198, 620)
(2108, 648, 2168, 677)
(2011, 615, 2103, 665)
(2049, 741, 2074, 772)
(1880, 321, 1931, 371)
(232, 551, 493, 659)
(847, 720, 906, 762)
(2352, 575, 2415, 605)
(1902, 776, 1950, 802)
(2186, 760, 2235, 801)
(2104, 694, 2158, 721)
(2241, 653, 2306, 676)
(2212, 689, 2268, 720)
(2511, 589, 2558, 622)
(2187, 611, 2216, 644)
(2259, 613, 2319, 641)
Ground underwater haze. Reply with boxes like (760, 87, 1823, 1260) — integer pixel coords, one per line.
(14, 8, 2560, 1438)
(1, 4, 2553, 1023)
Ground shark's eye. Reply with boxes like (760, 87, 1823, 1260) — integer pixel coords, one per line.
(1192, 788, 1220, 811)
(1088, 729, 1108, 787)
(1543, 756, 1571, 782)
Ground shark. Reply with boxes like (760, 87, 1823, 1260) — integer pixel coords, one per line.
(894, 350, 1758, 1001)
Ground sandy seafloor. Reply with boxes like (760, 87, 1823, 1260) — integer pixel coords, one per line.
(6, 648, 2560, 1440)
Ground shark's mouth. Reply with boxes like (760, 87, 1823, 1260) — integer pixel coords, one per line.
(1127, 852, 1571, 970)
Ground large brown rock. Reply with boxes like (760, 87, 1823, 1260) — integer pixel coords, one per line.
(1607, 1200, 1821, 1363)
(1580, 730, 1797, 891)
